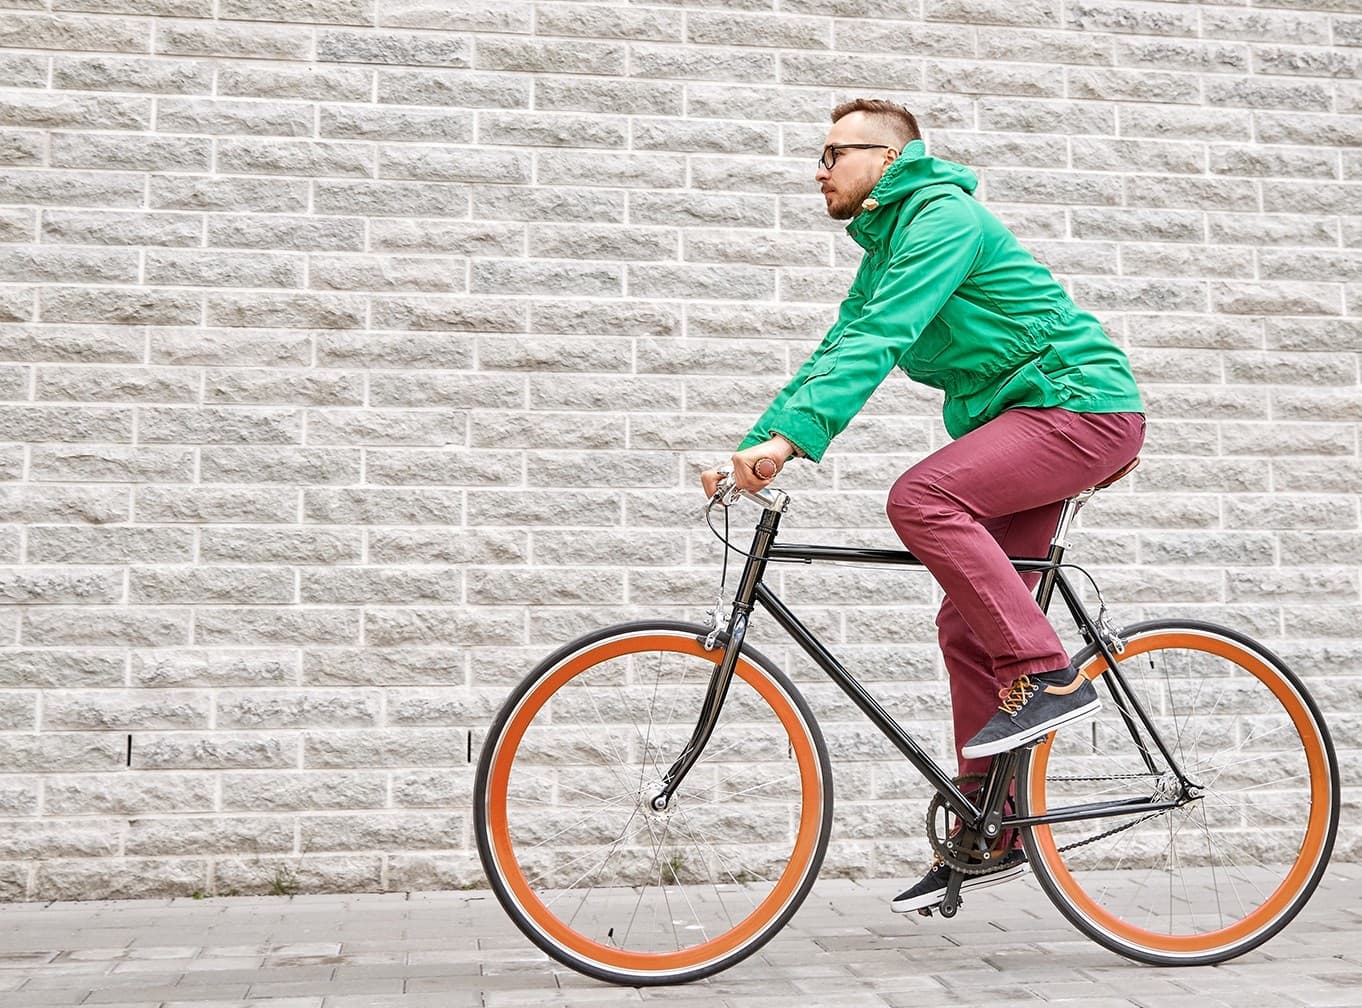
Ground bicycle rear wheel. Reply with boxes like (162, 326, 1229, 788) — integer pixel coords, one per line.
(1020, 620, 1338, 965)
(474, 621, 833, 985)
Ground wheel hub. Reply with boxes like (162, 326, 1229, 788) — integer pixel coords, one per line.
(645, 785, 676, 819)
(1152, 770, 1204, 804)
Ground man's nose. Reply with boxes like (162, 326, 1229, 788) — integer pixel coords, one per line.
(814, 163, 830, 182)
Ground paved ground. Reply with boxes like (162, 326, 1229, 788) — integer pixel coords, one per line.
(1, 862, 1358, 1008)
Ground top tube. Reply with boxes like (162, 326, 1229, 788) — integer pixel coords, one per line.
(707, 462, 1131, 575)
(710, 457, 1139, 515)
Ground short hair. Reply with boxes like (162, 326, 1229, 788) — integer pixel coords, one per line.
(830, 99, 921, 148)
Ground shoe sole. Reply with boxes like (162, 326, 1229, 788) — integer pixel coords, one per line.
(960, 698, 1102, 760)
(890, 862, 1029, 914)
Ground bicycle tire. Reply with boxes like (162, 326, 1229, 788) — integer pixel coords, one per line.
(474, 620, 834, 985)
(1019, 619, 1339, 965)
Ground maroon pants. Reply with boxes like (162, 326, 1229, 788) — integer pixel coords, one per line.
(886, 408, 1146, 778)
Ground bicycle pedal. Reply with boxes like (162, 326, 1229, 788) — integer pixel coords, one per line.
(916, 892, 968, 918)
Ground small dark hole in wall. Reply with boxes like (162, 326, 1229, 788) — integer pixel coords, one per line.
(126, 734, 132, 767)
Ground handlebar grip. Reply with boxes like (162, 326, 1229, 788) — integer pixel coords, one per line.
(709, 468, 786, 512)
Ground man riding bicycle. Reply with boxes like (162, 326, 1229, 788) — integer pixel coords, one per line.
(701, 98, 1145, 913)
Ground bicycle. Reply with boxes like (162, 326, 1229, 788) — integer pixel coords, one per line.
(473, 460, 1340, 986)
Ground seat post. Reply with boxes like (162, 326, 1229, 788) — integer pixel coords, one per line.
(1034, 456, 1138, 613)
(1049, 492, 1091, 553)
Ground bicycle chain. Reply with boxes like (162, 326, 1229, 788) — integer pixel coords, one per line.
(928, 773, 1173, 867)
(931, 773, 1176, 866)
(1041, 773, 1172, 853)
(1041, 773, 1172, 851)
(1053, 806, 1173, 853)
(1044, 773, 1160, 782)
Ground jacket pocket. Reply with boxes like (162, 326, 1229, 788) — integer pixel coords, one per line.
(973, 354, 1072, 424)
(899, 321, 954, 386)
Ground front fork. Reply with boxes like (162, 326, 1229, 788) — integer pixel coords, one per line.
(651, 504, 784, 811)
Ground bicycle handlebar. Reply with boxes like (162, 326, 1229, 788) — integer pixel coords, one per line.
(708, 465, 789, 513)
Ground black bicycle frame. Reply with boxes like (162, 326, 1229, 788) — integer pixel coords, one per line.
(655, 498, 1196, 835)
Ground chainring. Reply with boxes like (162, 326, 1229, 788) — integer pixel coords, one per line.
(926, 774, 1019, 876)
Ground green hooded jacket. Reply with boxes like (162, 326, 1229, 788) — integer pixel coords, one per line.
(740, 140, 1144, 461)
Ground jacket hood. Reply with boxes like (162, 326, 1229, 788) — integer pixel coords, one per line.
(846, 140, 978, 248)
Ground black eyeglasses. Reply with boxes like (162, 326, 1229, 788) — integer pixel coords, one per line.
(819, 144, 891, 170)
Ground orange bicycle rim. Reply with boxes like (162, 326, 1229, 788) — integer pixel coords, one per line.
(1027, 630, 1332, 954)
(484, 633, 825, 974)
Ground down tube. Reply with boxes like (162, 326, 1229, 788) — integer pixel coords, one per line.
(753, 582, 976, 820)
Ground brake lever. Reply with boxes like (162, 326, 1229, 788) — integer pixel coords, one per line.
(708, 465, 743, 509)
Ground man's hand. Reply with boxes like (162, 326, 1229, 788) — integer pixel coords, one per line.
(700, 436, 796, 498)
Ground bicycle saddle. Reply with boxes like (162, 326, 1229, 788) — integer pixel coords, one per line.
(1094, 455, 1139, 489)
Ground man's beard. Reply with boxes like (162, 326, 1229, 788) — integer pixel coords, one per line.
(826, 184, 874, 220)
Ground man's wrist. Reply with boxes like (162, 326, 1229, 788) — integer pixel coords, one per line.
(770, 433, 801, 460)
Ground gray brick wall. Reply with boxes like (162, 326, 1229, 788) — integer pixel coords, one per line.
(1, 2, 1359, 901)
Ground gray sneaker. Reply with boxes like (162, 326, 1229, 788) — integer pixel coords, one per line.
(890, 849, 1029, 914)
(961, 665, 1100, 759)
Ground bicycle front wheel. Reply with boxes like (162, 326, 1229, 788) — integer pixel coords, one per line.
(474, 621, 833, 985)
(1020, 620, 1338, 965)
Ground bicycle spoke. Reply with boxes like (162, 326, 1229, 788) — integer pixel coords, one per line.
(1168, 671, 1214, 763)
(1204, 770, 1314, 797)
(622, 811, 672, 947)
(675, 807, 773, 893)
(1194, 742, 1302, 792)
(521, 793, 640, 852)
(579, 682, 638, 799)
(631, 651, 681, 790)
(541, 807, 648, 899)
(667, 820, 728, 941)
(680, 774, 800, 809)
(640, 653, 667, 785)
(509, 768, 638, 806)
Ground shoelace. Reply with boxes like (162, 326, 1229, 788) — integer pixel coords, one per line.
(998, 675, 1039, 715)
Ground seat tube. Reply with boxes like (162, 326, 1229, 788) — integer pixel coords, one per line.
(1034, 496, 1081, 612)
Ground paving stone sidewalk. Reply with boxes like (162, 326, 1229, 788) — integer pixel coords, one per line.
(0, 861, 1358, 1008)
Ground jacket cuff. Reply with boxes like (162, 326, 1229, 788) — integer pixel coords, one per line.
(763, 412, 828, 463)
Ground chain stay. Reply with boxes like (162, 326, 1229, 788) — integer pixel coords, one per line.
(1033, 773, 1171, 854)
